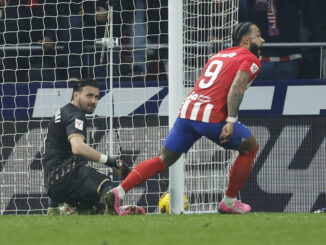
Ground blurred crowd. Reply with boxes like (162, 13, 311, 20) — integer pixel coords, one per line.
(240, 0, 326, 79)
(0, 0, 325, 83)
(0, 0, 168, 83)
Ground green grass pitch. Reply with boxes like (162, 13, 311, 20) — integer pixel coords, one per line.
(1, 213, 325, 245)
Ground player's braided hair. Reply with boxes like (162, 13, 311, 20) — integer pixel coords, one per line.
(232, 22, 254, 47)
(72, 78, 99, 93)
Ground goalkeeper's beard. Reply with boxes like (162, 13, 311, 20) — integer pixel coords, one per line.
(84, 105, 96, 114)
(79, 102, 96, 114)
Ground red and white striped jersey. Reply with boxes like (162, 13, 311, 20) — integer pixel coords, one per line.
(178, 46, 261, 123)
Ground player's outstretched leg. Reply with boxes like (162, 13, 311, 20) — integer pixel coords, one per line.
(103, 188, 145, 215)
(106, 156, 167, 214)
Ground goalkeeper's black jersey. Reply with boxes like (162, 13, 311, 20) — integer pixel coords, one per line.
(43, 103, 87, 171)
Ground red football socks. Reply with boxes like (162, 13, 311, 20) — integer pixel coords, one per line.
(121, 156, 166, 192)
(225, 145, 259, 198)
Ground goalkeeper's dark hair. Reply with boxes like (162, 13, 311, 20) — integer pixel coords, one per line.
(71, 78, 99, 101)
(72, 78, 99, 93)
(232, 22, 254, 47)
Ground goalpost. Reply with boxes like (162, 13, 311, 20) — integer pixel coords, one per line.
(0, 0, 238, 215)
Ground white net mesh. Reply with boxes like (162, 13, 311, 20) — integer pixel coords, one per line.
(0, 0, 238, 214)
(0, 0, 169, 214)
(183, 0, 239, 85)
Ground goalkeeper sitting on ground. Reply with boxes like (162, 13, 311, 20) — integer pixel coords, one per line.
(43, 78, 145, 215)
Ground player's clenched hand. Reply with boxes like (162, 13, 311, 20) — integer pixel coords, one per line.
(219, 122, 234, 143)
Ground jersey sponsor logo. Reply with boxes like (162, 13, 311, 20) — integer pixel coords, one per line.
(75, 119, 84, 131)
(250, 62, 259, 74)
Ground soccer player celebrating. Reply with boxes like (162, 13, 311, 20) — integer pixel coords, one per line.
(43, 79, 144, 215)
(105, 22, 265, 214)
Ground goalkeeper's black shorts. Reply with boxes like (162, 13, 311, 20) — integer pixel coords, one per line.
(45, 158, 113, 211)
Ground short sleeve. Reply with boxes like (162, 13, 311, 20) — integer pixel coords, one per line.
(64, 111, 87, 141)
(239, 58, 261, 81)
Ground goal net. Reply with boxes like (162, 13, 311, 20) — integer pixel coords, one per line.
(0, 0, 238, 214)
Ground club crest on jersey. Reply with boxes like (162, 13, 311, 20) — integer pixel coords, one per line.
(75, 119, 84, 131)
(250, 63, 259, 74)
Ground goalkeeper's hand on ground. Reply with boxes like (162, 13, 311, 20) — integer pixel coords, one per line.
(105, 157, 131, 179)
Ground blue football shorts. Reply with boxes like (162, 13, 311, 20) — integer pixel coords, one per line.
(163, 117, 251, 153)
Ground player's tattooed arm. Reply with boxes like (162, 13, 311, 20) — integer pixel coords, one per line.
(227, 70, 251, 117)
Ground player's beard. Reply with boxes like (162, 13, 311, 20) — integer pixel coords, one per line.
(249, 42, 260, 58)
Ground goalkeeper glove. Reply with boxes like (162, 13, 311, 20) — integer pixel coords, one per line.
(105, 157, 131, 180)
(105, 156, 122, 169)
(119, 160, 131, 180)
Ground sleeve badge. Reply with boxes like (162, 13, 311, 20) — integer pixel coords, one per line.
(250, 62, 259, 74)
(75, 119, 84, 131)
